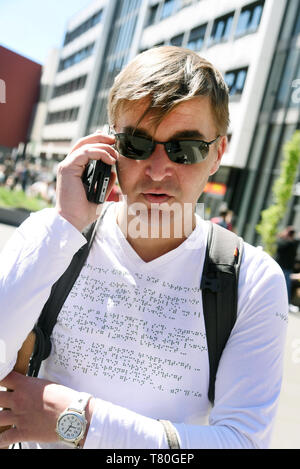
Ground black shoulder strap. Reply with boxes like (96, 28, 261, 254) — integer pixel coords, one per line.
(28, 204, 111, 377)
(201, 221, 244, 405)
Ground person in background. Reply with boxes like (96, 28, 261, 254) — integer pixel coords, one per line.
(210, 203, 233, 231)
(276, 226, 300, 313)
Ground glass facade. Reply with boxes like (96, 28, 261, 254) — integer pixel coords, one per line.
(293, 9, 300, 35)
(53, 75, 87, 98)
(147, 4, 159, 26)
(64, 10, 103, 46)
(225, 67, 248, 96)
(160, 0, 177, 20)
(187, 24, 207, 51)
(235, 0, 300, 243)
(210, 12, 234, 44)
(87, 0, 142, 132)
(58, 43, 95, 71)
(46, 107, 79, 125)
(275, 48, 299, 109)
(170, 33, 184, 46)
(235, 1, 264, 37)
(147, 1, 267, 55)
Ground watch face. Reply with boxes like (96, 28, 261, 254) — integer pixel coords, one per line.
(57, 413, 84, 441)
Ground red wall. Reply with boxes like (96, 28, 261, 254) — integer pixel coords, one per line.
(0, 46, 42, 148)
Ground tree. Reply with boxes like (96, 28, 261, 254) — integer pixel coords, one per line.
(256, 130, 300, 256)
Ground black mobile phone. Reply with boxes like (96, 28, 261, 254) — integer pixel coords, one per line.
(81, 160, 111, 204)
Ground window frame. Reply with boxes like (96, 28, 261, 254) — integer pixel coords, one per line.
(209, 11, 235, 45)
(235, 1, 264, 38)
(160, 0, 177, 20)
(224, 67, 248, 97)
(63, 9, 102, 46)
(170, 33, 184, 46)
(187, 23, 207, 51)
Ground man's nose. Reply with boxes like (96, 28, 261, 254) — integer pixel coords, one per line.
(144, 144, 174, 181)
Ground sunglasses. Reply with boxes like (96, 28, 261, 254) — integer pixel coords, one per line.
(113, 132, 220, 165)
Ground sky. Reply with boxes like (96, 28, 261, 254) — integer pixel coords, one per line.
(0, 0, 94, 64)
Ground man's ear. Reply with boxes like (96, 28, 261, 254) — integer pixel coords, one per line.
(209, 135, 227, 176)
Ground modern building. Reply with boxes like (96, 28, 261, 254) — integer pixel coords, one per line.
(28, 48, 60, 161)
(0, 45, 42, 159)
(137, 0, 289, 229)
(234, 0, 300, 243)
(29, 0, 300, 242)
(34, 0, 114, 162)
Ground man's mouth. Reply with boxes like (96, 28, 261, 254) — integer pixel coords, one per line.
(142, 192, 172, 204)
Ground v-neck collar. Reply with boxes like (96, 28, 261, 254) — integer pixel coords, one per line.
(100, 202, 208, 271)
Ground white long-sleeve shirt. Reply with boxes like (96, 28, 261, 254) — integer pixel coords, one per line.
(0, 205, 288, 449)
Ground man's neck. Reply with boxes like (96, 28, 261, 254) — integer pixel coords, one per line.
(116, 203, 196, 262)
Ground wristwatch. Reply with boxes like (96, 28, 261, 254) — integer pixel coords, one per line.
(56, 392, 92, 448)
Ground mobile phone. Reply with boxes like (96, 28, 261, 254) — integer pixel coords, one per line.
(81, 160, 111, 204)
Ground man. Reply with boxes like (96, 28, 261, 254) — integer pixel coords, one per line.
(0, 46, 288, 449)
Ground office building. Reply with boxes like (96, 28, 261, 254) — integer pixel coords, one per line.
(234, 0, 300, 242)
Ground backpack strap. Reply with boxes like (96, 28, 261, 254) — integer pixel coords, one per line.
(201, 222, 244, 405)
(28, 203, 111, 377)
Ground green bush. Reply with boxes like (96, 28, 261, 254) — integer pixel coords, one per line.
(0, 187, 51, 211)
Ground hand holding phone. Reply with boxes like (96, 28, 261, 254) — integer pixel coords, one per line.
(55, 132, 117, 232)
(82, 160, 112, 204)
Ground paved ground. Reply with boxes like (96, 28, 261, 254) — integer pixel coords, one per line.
(0, 222, 299, 448)
(270, 310, 300, 449)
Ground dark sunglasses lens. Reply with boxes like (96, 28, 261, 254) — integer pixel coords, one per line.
(166, 140, 209, 164)
(116, 134, 153, 160)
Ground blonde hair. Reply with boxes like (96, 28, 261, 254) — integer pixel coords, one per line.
(108, 46, 229, 134)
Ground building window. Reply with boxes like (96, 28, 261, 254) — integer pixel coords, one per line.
(161, 0, 176, 20)
(39, 84, 51, 102)
(87, 0, 141, 133)
(64, 10, 102, 46)
(235, 1, 264, 37)
(225, 67, 248, 96)
(53, 75, 87, 98)
(187, 24, 206, 50)
(170, 33, 184, 46)
(59, 43, 94, 71)
(148, 4, 159, 26)
(210, 12, 234, 44)
(46, 107, 79, 125)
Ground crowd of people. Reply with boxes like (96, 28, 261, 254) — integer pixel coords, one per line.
(0, 154, 57, 205)
(0, 152, 124, 206)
